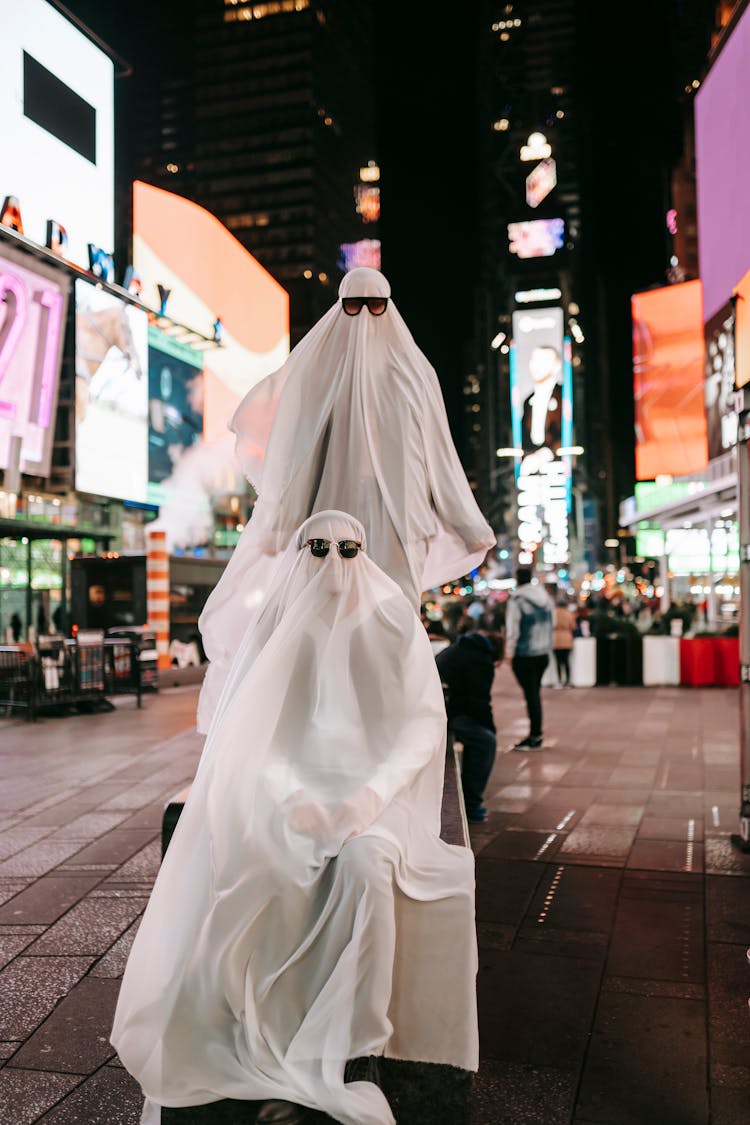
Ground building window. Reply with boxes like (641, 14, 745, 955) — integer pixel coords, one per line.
(224, 0, 310, 22)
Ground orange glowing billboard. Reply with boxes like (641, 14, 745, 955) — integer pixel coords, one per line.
(632, 279, 708, 480)
(132, 182, 289, 547)
(132, 181, 289, 444)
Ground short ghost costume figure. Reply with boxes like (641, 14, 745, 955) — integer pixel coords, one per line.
(111, 512, 479, 1125)
(196, 267, 495, 733)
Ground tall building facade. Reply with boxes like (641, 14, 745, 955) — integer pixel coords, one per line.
(468, 0, 720, 571)
(469, 0, 591, 570)
(132, 0, 379, 344)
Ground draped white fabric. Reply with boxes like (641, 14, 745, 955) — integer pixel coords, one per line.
(196, 267, 495, 734)
(111, 512, 479, 1125)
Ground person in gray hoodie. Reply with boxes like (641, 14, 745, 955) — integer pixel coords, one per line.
(505, 567, 553, 749)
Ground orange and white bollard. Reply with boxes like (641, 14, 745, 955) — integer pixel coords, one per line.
(147, 529, 171, 671)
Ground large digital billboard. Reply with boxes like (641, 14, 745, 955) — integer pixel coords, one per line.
(0, 0, 115, 268)
(507, 218, 565, 259)
(338, 239, 382, 272)
(132, 182, 288, 545)
(133, 182, 288, 442)
(631, 280, 708, 480)
(74, 280, 149, 502)
(0, 245, 69, 477)
(695, 3, 750, 323)
(510, 308, 573, 566)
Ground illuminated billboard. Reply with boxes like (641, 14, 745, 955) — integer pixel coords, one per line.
(147, 327, 204, 503)
(525, 159, 557, 208)
(354, 185, 380, 223)
(0, 245, 69, 477)
(133, 181, 288, 438)
(133, 182, 289, 546)
(338, 239, 382, 272)
(631, 280, 708, 480)
(695, 3, 750, 322)
(0, 0, 115, 267)
(74, 280, 149, 502)
(510, 308, 573, 566)
(507, 218, 565, 259)
(704, 300, 737, 461)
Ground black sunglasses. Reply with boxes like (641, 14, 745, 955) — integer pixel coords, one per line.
(305, 538, 363, 559)
(341, 296, 389, 317)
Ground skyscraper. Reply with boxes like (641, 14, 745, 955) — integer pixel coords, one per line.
(133, 0, 379, 344)
(469, 0, 589, 564)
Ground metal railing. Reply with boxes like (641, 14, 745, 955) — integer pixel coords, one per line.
(0, 633, 158, 721)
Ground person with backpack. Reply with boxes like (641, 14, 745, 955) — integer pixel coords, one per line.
(505, 568, 553, 750)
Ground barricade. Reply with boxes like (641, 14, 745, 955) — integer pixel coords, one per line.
(0, 632, 158, 720)
(0, 644, 37, 721)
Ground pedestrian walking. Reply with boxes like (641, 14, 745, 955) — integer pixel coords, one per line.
(552, 597, 575, 687)
(435, 629, 503, 822)
(505, 568, 553, 750)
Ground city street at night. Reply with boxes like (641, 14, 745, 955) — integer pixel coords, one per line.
(0, 675, 748, 1124)
(4, 0, 750, 1121)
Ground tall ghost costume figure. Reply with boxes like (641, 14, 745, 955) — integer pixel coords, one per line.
(111, 512, 479, 1125)
(196, 267, 495, 733)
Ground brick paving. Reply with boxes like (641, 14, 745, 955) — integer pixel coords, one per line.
(0, 674, 747, 1123)
(470, 666, 750, 1125)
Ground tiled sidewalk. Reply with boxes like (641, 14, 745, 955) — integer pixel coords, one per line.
(0, 688, 205, 1124)
(0, 675, 749, 1123)
(470, 666, 750, 1125)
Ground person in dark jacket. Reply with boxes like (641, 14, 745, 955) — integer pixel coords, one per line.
(435, 630, 503, 823)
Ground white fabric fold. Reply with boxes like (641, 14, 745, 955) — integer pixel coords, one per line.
(196, 267, 495, 734)
(112, 512, 479, 1125)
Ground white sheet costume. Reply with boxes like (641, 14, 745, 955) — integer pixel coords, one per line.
(196, 267, 495, 733)
(111, 513, 479, 1125)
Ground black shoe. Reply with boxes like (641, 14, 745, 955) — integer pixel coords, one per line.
(256, 1101, 307, 1124)
(344, 1055, 382, 1087)
(513, 736, 542, 751)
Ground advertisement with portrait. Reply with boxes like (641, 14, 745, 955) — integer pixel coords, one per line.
(632, 279, 708, 480)
(74, 279, 149, 502)
(0, 0, 114, 267)
(0, 244, 69, 477)
(147, 327, 204, 503)
(510, 307, 573, 566)
(704, 300, 737, 462)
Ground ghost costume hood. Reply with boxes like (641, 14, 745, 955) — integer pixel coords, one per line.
(111, 512, 478, 1125)
(196, 267, 495, 733)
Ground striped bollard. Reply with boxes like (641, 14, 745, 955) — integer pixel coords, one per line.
(147, 529, 171, 671)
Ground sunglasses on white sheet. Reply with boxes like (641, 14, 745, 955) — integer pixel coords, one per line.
(305, 538, 363, 559)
